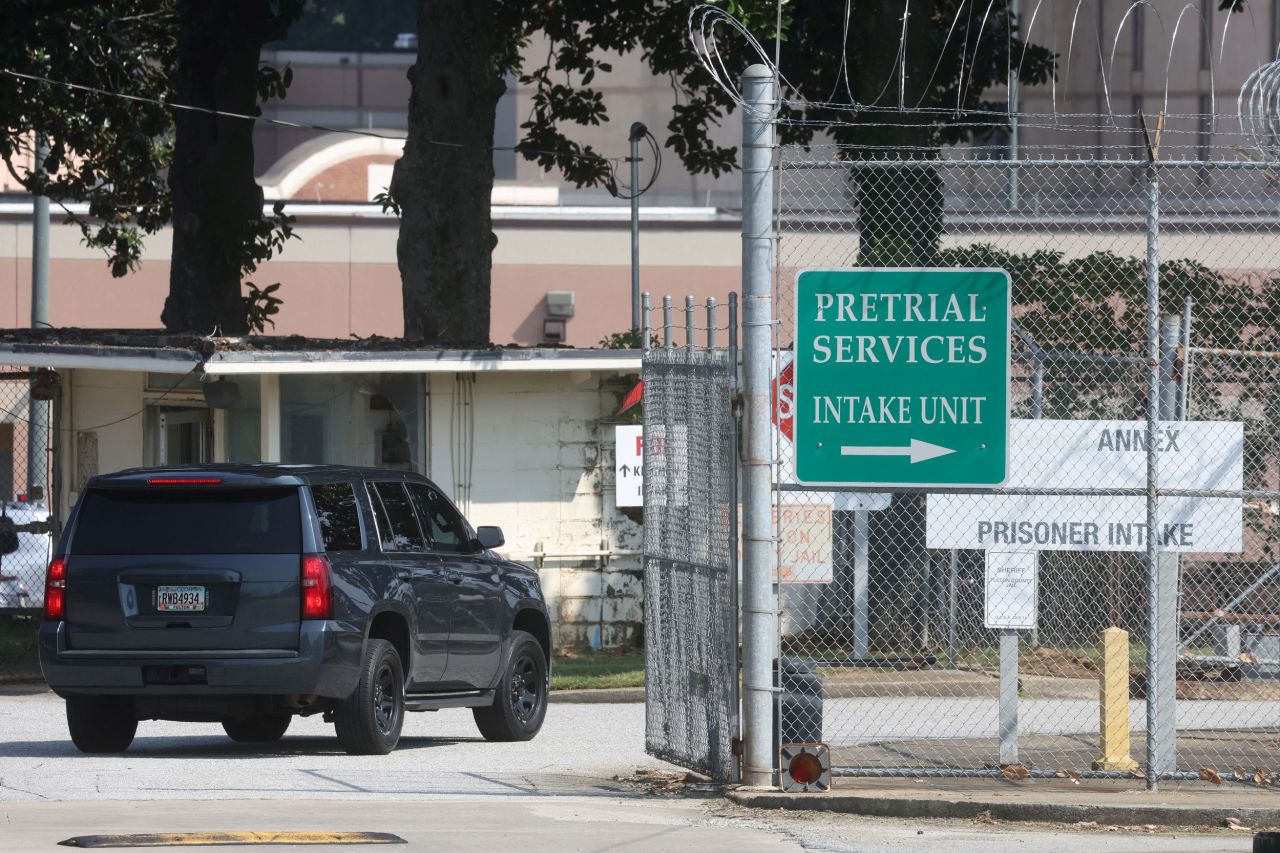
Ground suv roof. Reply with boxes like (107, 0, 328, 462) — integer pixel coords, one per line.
(88, 464, 434, 489)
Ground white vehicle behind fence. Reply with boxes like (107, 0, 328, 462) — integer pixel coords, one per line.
(0, 501, 51, 610)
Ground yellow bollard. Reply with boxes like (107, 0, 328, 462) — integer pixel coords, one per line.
(1093, 626, 1139, 772)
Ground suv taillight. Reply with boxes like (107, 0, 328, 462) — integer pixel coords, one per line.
(301, 554, 333, 620)
(44, 557, 66, 621)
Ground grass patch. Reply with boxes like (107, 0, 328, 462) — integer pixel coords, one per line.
(0, 615, 38, 667)
(551, 651, 644, 691)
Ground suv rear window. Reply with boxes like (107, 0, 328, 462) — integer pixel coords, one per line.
(73, 488, 302, 555)
(311, 482, 363, 552)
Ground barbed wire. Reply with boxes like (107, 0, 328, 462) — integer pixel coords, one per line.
(691, 1, 1280, 162)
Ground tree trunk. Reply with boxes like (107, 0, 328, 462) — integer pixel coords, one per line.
(394, 0, 502, 345)
(162, 0, 278, 334)
(841, 1, 948, 268)
(855, 161, 943, 267)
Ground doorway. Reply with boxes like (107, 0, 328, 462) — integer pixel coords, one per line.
(150, 407, 211, 465)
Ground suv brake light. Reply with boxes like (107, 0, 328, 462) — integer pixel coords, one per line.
(301, 555, 333, 619)
(44, 557, 66, 620)
(146, 477, 223, 485)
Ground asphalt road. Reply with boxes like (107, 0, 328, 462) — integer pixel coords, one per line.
(0, 690, 1258, 852)
(0, 688, 673, 801)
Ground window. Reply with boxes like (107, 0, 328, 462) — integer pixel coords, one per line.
(312, 482, 364, 552)
(408, 484, 470, 553)
(74, 488, 301, 555)
(224, 375, 261, 463)
(369, 482, 425, 552)
(1197, 93, 1212, 184)
(281, 373, 424, 471)
(1199, 0, 1211, 71)
(1131, 5, 1144, 71)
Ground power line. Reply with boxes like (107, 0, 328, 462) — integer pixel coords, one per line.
(0, 364, 202, 435)
(0, 67, 626, 171)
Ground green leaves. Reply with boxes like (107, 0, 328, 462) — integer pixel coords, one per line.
(372, 186, 401, 217)
(0, 0, 175, 277)
(255, 63, 293, 104)
(242, 281, 283, 333)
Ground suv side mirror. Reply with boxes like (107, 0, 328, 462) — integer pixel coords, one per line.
(474, 526, 505, 551)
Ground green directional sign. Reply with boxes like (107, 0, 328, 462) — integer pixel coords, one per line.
(793, 268, 1010, 487)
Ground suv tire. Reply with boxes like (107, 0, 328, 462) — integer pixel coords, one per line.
(334, 638, 404, 755)
(223, 713, 291, 743)
(66, 696, 137, 754)
(473, 630, 548, 742)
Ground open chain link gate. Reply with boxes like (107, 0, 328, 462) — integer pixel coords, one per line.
(0, 369, 58, 680)
(642, 334, 739, 781)
(772, 152, 1280, 786)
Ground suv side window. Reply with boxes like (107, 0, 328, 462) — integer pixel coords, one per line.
(311, 482, 363, 552)
(408, 483, 470, 554)
(369, 482, 426, 552)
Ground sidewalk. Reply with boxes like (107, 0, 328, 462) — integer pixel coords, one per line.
(729, 778, 1280, 827)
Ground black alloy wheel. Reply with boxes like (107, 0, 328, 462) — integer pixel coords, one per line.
(473, 630, 548, 742)
(372, 657, 400, 738)
(334, 638, 405, 755)
(509, 648, 543, 725)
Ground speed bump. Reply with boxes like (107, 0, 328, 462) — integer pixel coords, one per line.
(59, 831, 406, 847)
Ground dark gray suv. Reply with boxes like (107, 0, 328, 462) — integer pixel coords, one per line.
(39, 465, 550, 755)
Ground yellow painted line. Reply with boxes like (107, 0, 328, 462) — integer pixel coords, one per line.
(59, 831, 406, 848)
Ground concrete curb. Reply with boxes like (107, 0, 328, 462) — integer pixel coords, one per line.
(550, 687, 644, 704)
(727, 788, 1280, 827)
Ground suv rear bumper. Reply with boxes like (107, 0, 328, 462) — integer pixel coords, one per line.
(38, 620, 364, 699)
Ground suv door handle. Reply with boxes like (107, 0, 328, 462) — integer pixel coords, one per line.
(396, 571, 413, 580)
(445, 570, 463, 584)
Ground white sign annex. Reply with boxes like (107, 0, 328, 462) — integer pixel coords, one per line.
(984, 550, 1038, 630)
(926, 419, 1244, 553)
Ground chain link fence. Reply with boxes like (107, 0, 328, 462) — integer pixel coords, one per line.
(0, 371, 55, 681)
(774, 153, 1280, 785)
(642, 344, 739, 780)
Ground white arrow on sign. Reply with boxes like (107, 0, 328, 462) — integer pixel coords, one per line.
(840, 439, 956, 464)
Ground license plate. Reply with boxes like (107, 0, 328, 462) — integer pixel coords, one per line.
(155, 585, 207, 612)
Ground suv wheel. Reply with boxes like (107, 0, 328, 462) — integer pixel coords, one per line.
(66, 696, 137, 754)
(334, 638, 404, 755)
(223, 713, 291, 743)
(473, 630, 548, 742)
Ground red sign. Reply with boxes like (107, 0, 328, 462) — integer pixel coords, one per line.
(773, 360, 795, 442)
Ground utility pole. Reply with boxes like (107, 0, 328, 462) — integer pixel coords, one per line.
(1007, 0, 1021, 210)
(628, 122, 647, 334)
(28, 134, 50, 506)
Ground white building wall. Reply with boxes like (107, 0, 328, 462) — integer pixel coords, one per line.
(52, 365, 645, 652)
(62, 370, 145, 516)
(427, 370, 643, 651)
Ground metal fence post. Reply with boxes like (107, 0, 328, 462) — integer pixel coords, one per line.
(1144, 157, 1176, 790)
(30, 132, 50, 505)
(663, 295, 673, 347)
(728, 290, 741, 779)
(686, 295, 696, 353)
(740, 63, 777, 789)
(706, 297, 717, 350)
(999, 628, 1019, 766)
(641, 292, 651, 352)
(852, 510, 870, 659)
